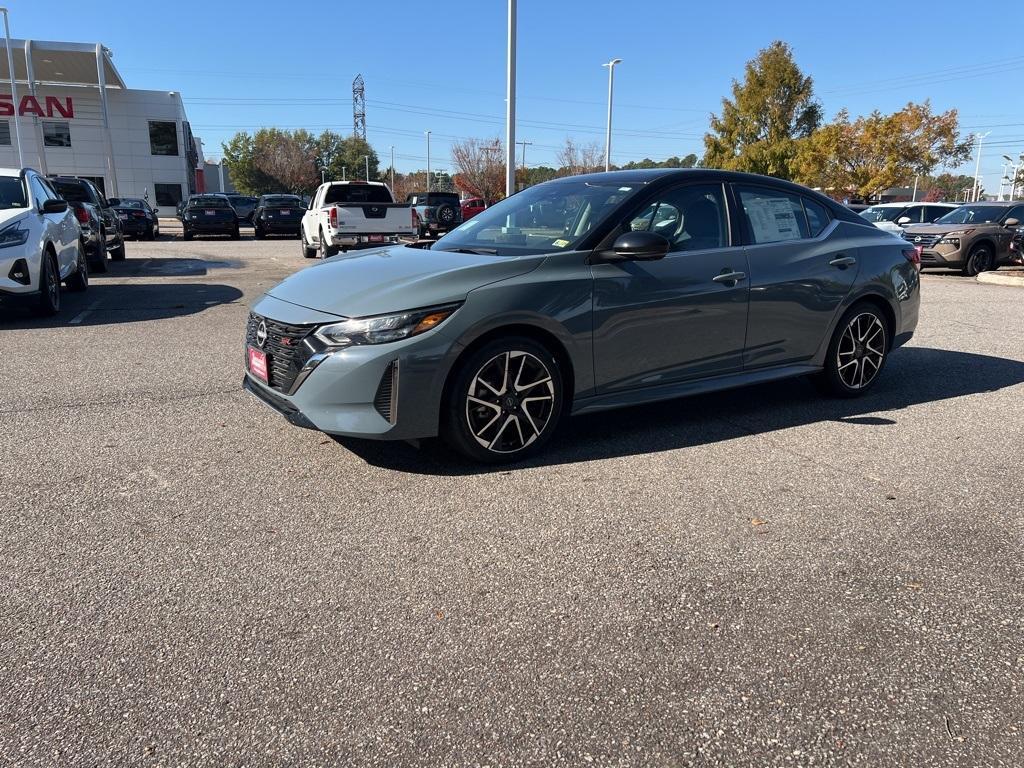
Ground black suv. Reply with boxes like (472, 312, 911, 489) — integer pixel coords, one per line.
(225, 194, 258, 225)
(49, 176, 126, 272)
(407, 191, 463, 238)
(181, 194, 240, 240)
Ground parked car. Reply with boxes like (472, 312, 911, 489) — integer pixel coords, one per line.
(225, 194, 258, 225)
(49, 175, 125, 273)
(181, 194, 240, 240)
(0, 167, 88, 316)
(110, 197, 159, 240)
(407, 191, 463, 238)
(300, 181, 413, 258)
(244, 169, 920, 463)
(461, 197, 487, 221)
(859, 202, 958, 236)
(1009, 225, 1024, 263)
(902, 201, 1024, 275)
(253, 194, 303, 239)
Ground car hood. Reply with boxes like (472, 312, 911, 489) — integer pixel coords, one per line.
(266, 244, 546, 318)
(904, 222, 997, 235)
(0, 208, 29, 228)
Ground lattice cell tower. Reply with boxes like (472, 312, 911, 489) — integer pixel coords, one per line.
(352, 74, 366, 140)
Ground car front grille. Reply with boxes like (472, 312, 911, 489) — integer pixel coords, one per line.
(904, 232, 941, 248)
(245, 313, 314, 394)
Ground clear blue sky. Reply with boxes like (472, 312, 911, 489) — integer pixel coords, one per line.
(9, 0, 1024, 191)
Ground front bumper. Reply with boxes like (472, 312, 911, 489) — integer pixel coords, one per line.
(919, 246, 964, 268)
(0, 247, 41, 298)
(242, 295, 458, 441)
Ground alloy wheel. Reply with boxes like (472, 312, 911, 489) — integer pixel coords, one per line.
(836, 312, 886, 390)
(465, 350, 556, 454)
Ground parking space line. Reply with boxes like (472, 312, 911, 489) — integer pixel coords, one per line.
(69, 300, 102, 325)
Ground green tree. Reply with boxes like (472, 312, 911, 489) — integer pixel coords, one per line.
(919, 173, 980, 202)
(222, 128, 320, 195)
(702, 41, 822, 179)
(794, 102, 974, 200)
(319, 134, 380, 183)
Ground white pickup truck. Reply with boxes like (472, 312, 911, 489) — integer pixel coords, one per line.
(300, 181, 414, 258)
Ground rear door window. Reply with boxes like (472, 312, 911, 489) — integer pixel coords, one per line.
(802, 197, 831, 236)
(736, 186, 810, 243)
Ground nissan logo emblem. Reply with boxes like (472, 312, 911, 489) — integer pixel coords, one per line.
(914, 236, 922, 243)
(256, 320, 268, 348)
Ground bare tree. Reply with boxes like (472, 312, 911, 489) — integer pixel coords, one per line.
(451, 137, 506, 202)
(556, 138, 603, 177)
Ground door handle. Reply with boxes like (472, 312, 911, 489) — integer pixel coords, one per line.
(712, 270, 747, 284)
(829, 255, 857, 268)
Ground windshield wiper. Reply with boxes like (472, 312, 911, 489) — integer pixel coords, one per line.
(436, 246, 499, 255)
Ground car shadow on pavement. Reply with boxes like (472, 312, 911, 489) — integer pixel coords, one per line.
(0, 282, 244, 328)
(88, 258, 241, 278)
(338, 346, 1024, 475)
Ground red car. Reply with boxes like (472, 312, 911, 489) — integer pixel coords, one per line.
(461, 197, 487, 220)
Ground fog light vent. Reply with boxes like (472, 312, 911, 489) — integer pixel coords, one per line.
(8, 258, 29, 285)
(373, 361, 399, 424)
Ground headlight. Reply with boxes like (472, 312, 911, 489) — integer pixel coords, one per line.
(314, 303, 460, 347)
(941, 229, 972, 238)
(937, 237, 960, 248)
(0, 221, 29, 249)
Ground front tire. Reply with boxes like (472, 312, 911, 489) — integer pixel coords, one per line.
(441, 337, 564, 463)
(66, 244, 89, 292)
(818, 303, 890, 398)
(962, 244, 994, 276)
(36, 252, 60, 316)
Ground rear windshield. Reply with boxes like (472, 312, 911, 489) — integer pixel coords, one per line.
(324, 184, 392, 205)
(262, 196, 301, 207)
(408, 192, 458, 205)
(859, 206, 904, 223)
(52, 181, 91, 203)
(0, 176, 28, 209)
(118, 199, 146, 209)
(188, 197, 230, 208)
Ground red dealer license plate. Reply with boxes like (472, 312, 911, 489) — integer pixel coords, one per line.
(368, 234, 384, 242)
(280, 209, 291, 214)
(205, 209, 216, 215)
(247, 346, 269, 383)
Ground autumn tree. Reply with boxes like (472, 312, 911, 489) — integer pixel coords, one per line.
(556, 138, 603, 177)
(919, 173, 980, 203)
(451, 137, 505, 202)
(702, 41, 821, 179)
(794, 102, 974, 200)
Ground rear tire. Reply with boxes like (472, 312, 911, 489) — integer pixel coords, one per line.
(435, 203, 456, 227)
(319, 228, 337, 258)
(441, 336, 564, 464)
(66, 244, 89, 293)
(254, 226, 265, 239)
(817, 302, 890, 398)
(89, 234, 108, 273)
(300, 228, 317, 258)
(183, 229, 193, 241)
(231, 227, 241, 240)
(109, 234, 126, 260)
(962, 244, 994, 276)
(36, 252, 60, 316)
(144, 224, 155, 240)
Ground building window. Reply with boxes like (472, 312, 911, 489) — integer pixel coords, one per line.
(43, 121, 71, 147)
(155, 183, 182, 207)
(0, 121, 10, 146)
(149, 121, 179, 156)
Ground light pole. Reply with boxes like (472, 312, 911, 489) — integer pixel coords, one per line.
(505, 0, 516, 198)
(602, 58, 622, 172)
(342, 166, 346, 181)
(516, 140, 531, 189)
(972, 132, 990, 202)
(425, 130, 431, 192)
(363, 154, 369, 181)
(0, 7, 23, 167)
(390, 145, 395, 191)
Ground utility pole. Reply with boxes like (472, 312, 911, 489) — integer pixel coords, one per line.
(602, 58, 622, 172)
(390, 145, 395, 191)
(425, 130, 432, 192)
(911, 175, 919, 202)
(363, 155, 369, 181)
(342, 166, 346, 182)
(0, 8, 23, 167)
(972, 132, 990, 202)
(505, 0, 516, 198)
(516, 140, 531, 189)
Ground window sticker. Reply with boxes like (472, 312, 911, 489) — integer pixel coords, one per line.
(746, 196, 801, 243)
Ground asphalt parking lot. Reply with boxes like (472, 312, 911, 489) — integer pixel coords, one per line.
(2, 227, 1022, 767)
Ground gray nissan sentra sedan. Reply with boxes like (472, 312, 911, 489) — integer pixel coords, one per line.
(244, 169, 920, 463)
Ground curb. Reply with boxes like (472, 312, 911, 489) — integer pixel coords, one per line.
(977, 271, 1024, 287)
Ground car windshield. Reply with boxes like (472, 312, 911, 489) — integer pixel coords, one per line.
(434, 180, 640, 256)
(52, 181, 91, 203)
(188, 197, 229, 209)
(324, 185, 392, 204)
(935, 205, 1003, 225)
(859, 206, 904, 222)
(0, 176, 28, 209)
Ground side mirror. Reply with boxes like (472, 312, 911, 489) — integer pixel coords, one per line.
(42, 199, 68, 214)
(107, 197, 120, 206)
(1005, 218, 1020, 227)
(606, 230, 670, 261)
(897, 216, 912, 225)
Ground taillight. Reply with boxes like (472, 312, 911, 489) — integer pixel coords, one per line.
(74, 207, 89, 224)
(132, 211, 146, 218)
(902, 247, 921, 270)
(329, 207, 337, 228)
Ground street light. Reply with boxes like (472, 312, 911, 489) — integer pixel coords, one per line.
(363, 154, 369, 181)
(0, 7, 23, 167)
(602, 58, 622, 172)
(971, 132, 990, 202)
(390, 145, 395, 191)
(425, 130, 432, 192)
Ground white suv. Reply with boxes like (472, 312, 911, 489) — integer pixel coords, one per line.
(859, 202, 958, 236)
(0, 167, 87, 316)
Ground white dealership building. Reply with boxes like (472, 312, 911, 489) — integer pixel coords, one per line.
(0, 39, 203, 214)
